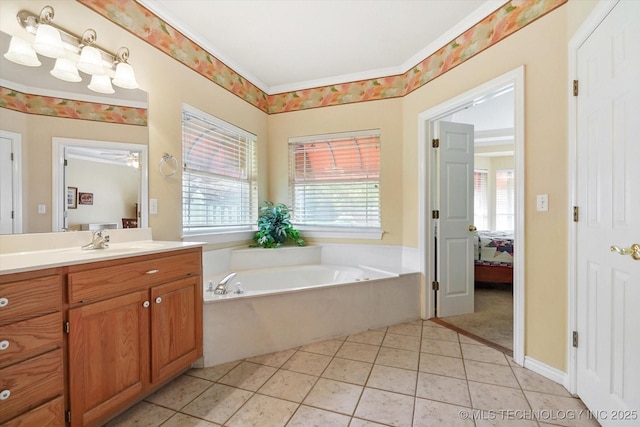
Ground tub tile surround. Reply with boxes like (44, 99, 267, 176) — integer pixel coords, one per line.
(107, 320, 598, 427)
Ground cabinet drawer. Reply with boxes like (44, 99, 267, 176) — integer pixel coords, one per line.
(0, 276, 61, 326)
(0, 349, 63, 424)
(67, 249, 201, 303)
(0, 312, 62, 367)
(2, 395, 64, 427)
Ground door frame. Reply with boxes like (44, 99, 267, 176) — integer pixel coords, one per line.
(418, 66, 525, 365)
(0, 130, 23, 234)
(567, 0, 620, 396)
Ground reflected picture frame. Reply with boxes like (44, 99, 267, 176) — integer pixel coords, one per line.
(67, 186, 77, 209)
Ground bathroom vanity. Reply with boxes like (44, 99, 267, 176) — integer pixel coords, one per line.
(0, 232, 203, 426)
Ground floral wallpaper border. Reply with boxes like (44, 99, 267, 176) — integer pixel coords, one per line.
(0, 86, 148, 126)
(78, 0, 566, 115)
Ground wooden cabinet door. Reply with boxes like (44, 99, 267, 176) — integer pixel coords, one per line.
(68, 290, 150, 427)
(150, 276, 202, 384)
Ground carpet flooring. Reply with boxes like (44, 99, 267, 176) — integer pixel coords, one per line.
(440, 284, 513, 351)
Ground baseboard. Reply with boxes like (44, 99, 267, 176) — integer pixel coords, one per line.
(523, 356, 570, 392)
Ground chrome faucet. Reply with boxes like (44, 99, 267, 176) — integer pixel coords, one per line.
(212, 272, 237, 294)
(81, 230, 110, 250)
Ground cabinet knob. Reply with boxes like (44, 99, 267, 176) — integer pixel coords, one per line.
(0, 340, 9, 351)
(155, 297, 162, 304)
(0, 298, 8, 308)
(0, 390, 10, 400)
(142, 301, 150, 308)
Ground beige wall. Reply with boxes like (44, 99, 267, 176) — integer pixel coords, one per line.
(1, 0, 601, 371)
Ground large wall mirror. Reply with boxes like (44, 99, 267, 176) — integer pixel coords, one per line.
(0, 31, 149, 235)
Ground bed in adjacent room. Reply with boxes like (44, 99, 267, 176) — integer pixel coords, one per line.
(473, 230, 514, 284)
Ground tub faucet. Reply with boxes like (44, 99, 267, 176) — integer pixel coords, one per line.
(81, 230, 110, 250)
(213, 272, 237, 294)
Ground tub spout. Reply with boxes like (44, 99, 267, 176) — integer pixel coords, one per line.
(214, 272, 237, 294)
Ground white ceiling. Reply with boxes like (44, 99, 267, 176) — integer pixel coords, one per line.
(137, 0, 504, 94)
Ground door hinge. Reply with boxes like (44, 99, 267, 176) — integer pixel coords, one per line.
(432, 281, 440, 291)
(66, 410, 71, 423)
(432, 138, 440, 148)
(432, 210, 440, 219)
(573, 206, 579, 222)
(64, 321, 70, 334)
(573, 80, 579, 96)
(572, 331, 578, 348)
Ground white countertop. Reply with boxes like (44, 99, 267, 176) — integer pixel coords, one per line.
(0, 229, 205, 275)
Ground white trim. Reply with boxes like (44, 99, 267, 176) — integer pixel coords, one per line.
(566, 0, 620, 397)
(51, 138, 149, 232)
(418, 66, 525, 366)
(0, 130, 22, 234)
(524, 356, 570, 392)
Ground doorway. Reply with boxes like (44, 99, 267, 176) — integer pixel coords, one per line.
(419, 66, 525, 365)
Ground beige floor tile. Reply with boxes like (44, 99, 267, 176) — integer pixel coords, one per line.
(416, 372, 471, 407)
(524, 391, 601, 427)
(382, 333, 421, 351)
(421, 338, 462, 358)
(511, 367, 572, 397)
(282, 351, 333, 376)
(354, 388, 415, 427)
(387, 322, 422, 337)
(350, 418, 390, 426)
(303, 378, 363, 415)
(422, 326, 459, 342)
(245, 349, 296, 368)
(335, 341, 380, 363)
(464, 360, 519, 388)
(413, 398, 475, 427)
(347, 329, 386, 346)
(468, 381, 530, 412)
(375, 347, 420, 370)
(218, 361, 278, 391)
(258, 369, 317, 402)
(104, 401, 175, 426)
(418, 353, 466, 379)
(226, 394, 298, 427)
(181, 383, 253, 425)
(162, 412, 221, 427)
(322, 357, 373, 385)
(187, 360, 240, 382)
(144, 374, 211, 410)
(286, 405, 351, 426)
(299, 339, 345, 356)
(366, 364, 417, 395)
(461, 343, 509, 365)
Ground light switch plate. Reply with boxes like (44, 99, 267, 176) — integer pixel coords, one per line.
(536, 194, 548, 212)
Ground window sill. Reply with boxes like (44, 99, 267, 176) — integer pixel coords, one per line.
(182, 230, 255, 245)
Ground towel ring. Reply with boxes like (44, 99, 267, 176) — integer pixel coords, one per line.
(159, 153, 178, 177)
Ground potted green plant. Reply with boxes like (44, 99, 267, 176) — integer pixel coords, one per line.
(253, 201, 305, 248)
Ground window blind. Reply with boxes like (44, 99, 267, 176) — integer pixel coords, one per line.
(289, 130, 381, 229)
(474, 170, 489, 230)
(182, 105, 257, 233)
(495, 169, 514, 230)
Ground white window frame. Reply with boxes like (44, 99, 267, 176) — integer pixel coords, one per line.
(288, 129, 382, 240)
(181, 104, 257, 243)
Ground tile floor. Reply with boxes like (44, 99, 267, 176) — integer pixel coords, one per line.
(106, 320, 600, 427)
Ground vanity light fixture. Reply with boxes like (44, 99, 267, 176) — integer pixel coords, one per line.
(3, 5, 139, 93)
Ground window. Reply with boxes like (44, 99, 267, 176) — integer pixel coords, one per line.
(289, 130, 381, 235)
(474, 170, 489, 230)
(182, 105, 257, 235)
(495, 169, 514, 230)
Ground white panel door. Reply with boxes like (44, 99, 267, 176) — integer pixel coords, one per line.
(0, 136, 13, 234)
(576, 1, 640, 424)
(436, 121, 475, 317)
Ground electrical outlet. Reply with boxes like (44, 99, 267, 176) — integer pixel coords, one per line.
(536, 194, 548, 212)
(150, 198, 158, 215)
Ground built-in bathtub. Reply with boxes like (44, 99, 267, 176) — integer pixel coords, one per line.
(200, 250, 421, 367)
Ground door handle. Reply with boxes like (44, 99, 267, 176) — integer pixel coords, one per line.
(468, 225, 477, 232)
(610, 243, 640, 260)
